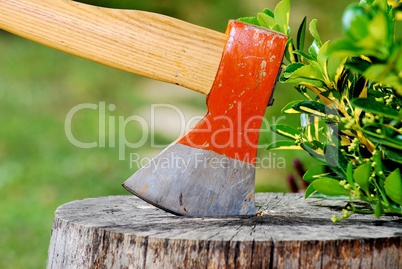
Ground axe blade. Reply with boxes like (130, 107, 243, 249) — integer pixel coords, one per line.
(123, 143, 256, 216)
(124, 21, 287, 217)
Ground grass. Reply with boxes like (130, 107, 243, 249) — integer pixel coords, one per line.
(0, 33, 141, 268)
(0, 1, 350, 268)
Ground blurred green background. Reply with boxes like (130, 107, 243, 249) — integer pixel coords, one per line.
(0, 0, 350, 268)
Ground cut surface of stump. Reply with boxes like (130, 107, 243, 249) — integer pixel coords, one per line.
(47, 193, 402, 269)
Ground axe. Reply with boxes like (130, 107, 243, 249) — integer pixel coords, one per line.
(0, 0, 287, 216)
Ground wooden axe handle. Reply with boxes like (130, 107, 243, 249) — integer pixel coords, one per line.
(0, 0, 228, 94)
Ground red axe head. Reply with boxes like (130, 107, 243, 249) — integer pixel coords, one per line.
(123, 20, 287, 217)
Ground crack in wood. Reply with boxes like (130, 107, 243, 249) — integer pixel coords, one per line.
(269, 238, 275, 269)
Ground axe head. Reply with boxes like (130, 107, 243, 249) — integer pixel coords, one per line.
(123, 21, 287, 217)
(123, 143, 256, 216)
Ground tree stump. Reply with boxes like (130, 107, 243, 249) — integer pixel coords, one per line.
(47, 193, 402, 269)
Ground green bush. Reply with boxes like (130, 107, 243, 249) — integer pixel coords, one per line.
(240, 0, 402, 220)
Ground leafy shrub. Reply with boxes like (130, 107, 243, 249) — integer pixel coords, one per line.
(240, 0, 402, 220)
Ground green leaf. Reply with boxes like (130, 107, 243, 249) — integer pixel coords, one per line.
(381, 146, 402, 164)
(303, 165, 331, 182)
(237, 17, 260, 26)
(263, 8, 274, 18)
(270, 125, 301, 139)
(317, 41, 345, 83)
(342, 4, 371, 42)
(367, 87, 388, 98)
(308, 40, 320, 59)
(309, 19, 322, 45)
(373, 0, 389, 11)
(293, 50, 315, 61)
(304, 183, 317, 198)
(367, 125, 401, 141)
(368, 12, 389, 42)
(292, 101, 335, 117)
(296, 16, 307, 51)
(301, 142, 325, 161)
(396, 47, 402, 73)
(365, 132, 402, 150)
(317, 41, 330, 73)
(274, 0, 290, 35)
(282, 62, 304, 79)
(364, 64, 401, 89)
(344, 56, 371, 75)
(352, 98, 401, 119)
(384, 168, 402, 205)
(361, 0, 375, 5)
(282, 64, 326, 86)
(302, 113, 320, 141)
(324, 144, 349, 180)
(257, 12, 276, 29)
(266, 140, 301, 150)
(327, 38, 381, 59)
(364, 64, 388, 80)
(281, 100, 304, 114)
(312, 178, 350, 196)
(327, 39, 357, 57)
(374, 200, 384, 218)
(353, 162, 371, 194)
(283, 38, 294, 63)
(327, 55, 346, 82)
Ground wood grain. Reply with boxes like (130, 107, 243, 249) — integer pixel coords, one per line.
(0, 0, 227, 94)
(47, 193, 402, 268)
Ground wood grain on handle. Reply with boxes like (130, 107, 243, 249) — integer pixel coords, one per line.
(0, 0, 228, 94)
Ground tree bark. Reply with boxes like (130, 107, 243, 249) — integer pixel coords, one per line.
(47, 193, 402, 269)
